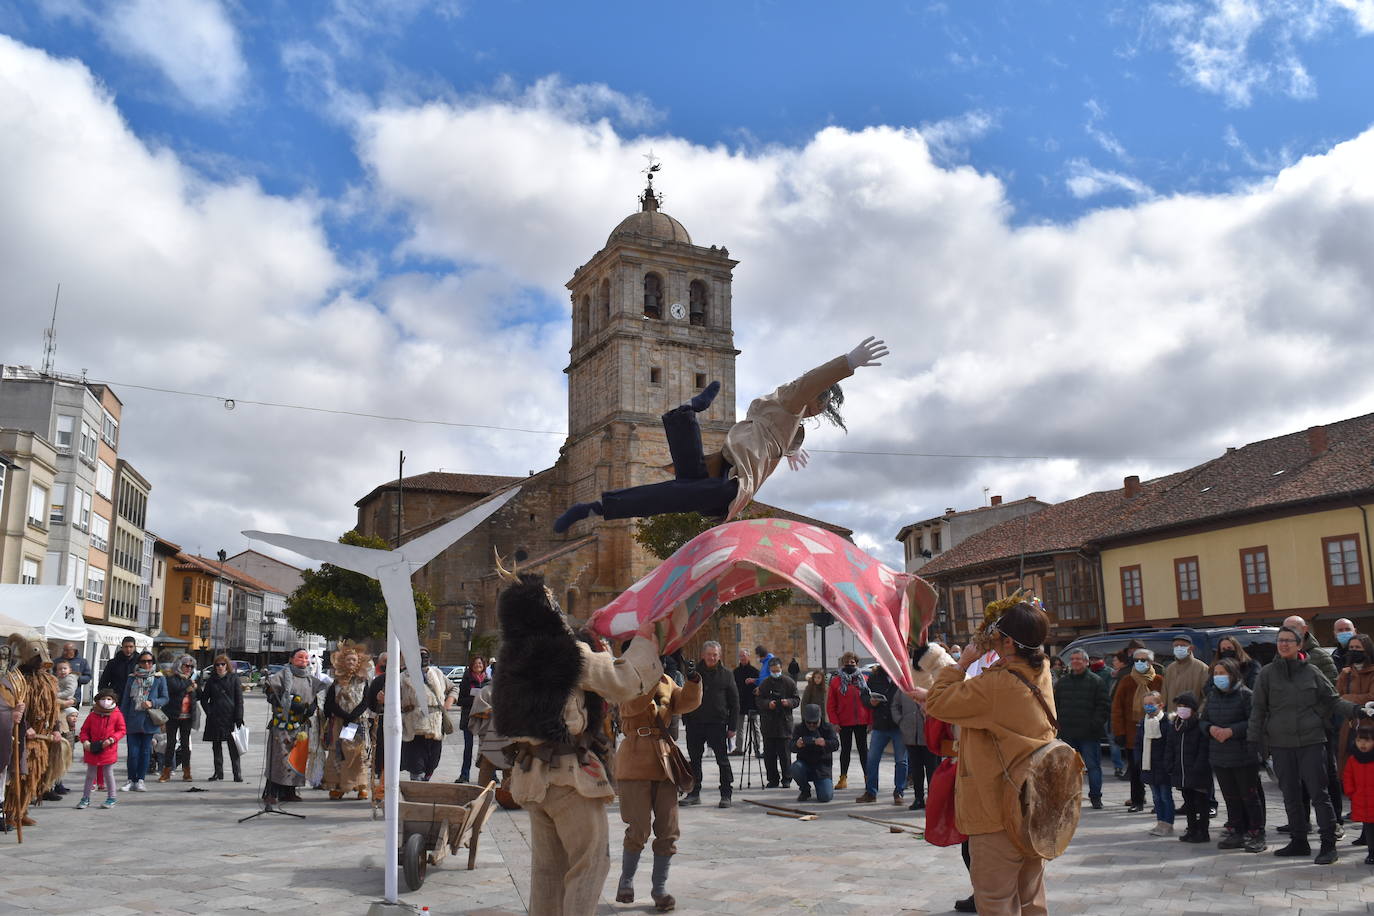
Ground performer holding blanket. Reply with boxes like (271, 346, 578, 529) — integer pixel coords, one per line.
(554, 337, 889, 532)
(492, 564, 663, 916)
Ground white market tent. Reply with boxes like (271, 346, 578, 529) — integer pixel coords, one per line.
(0, 585, 86, 643)
(0, 610, 42, 640)
(85, 622, 154, 679)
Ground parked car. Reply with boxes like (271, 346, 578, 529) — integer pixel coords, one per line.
(444, 665, 466, 686)
(1061, 625, 1279, 667)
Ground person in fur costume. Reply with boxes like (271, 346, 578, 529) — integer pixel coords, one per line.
(321, 643, 373, 799)
(4, 637, 63, 828)
(1, 636, 30, 834)
(614, 653, 702, 911)
(493, 568, 663, 916)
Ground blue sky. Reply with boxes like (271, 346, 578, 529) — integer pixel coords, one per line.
(2, 0, 1373, 562)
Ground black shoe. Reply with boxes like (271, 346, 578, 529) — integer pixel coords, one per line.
(42, 791, 63, 802)
(796, 789, 812, 802)
(1278, 822, 1310, 835)
(908, 798, 925, 811)
(1209, 803, 1218, 818)
(954, 895, 977, 913)
(688, 380, 720, 412)
(1181, 830, 1210, 844)
(1126, 803, 1144, 813)
(1113, 767, 1126, 780)
(764, 782, 780, 789)
(1364, 851, 1374, 865)
(717, 798, 732, 808)
(1314, 842, 1339, 865)
(1244, 831, 1268, 854)
(208, 774, 222, 782)
(1090, 797, 1103, 810)
(678, 794, 701, 807)
(1354, 832, 1369, 847)
(553, 501, 602, 533)
(1274, 839, 1312, 857)
(1217, 832, 1246, 850)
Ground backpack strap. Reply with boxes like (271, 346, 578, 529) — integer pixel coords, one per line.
(1002, 665, 1058, 731)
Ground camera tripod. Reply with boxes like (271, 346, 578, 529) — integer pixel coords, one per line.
(738, 712, 764, 789)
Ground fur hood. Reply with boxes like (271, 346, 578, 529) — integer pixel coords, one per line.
(492, 572, 585, 743)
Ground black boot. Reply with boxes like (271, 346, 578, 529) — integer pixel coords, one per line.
(688, 380, 720, 412)
(1314, 836, 1339, 865)
(1274, 838, 1312, 856)
(554, 501, 602, 533)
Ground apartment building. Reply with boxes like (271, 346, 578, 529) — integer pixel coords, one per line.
(107, 458, 151, 628)
(0, 428, 58, 585)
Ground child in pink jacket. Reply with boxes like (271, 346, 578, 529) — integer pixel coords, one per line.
(78, 688, 127, 809)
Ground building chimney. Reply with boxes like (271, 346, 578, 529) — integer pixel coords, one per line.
(1124, 475, 1142, 499)
(944, 508, 956, 516)
(1308, 425, 1328, 457)
(990, 495, 1003, 506)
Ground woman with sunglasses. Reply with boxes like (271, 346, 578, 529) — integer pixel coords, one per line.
(119, 651, 168, 792)
(200, 656, 245, 782)
(159, 655, 200, 782)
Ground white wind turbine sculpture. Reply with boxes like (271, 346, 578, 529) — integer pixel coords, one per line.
(243, 485, 520, 906)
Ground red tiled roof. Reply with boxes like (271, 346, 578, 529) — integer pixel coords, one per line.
(172, 553, 282, 595)
(1094, 412, 1374, 542)
(355, 471, 526, 507)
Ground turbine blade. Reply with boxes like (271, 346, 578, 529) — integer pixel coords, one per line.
(399, 486, 522, 570)
(242, 530, 388, 575)
(380, 567, 429, 702)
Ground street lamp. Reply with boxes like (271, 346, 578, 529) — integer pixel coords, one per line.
(260, 621, 273, 668)
(810, 610, 835, 674)
(459, 601, 478, 663)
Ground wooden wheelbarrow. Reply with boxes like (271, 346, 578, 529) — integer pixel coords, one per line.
(397, 779, 498, 891)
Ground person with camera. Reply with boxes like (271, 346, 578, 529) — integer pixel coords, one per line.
(789, 703, 838, 802)
(732, 648, 760, 756)
(680, 641, 738, 809)
(756, 656, 799, 788)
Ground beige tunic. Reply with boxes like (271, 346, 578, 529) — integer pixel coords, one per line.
(507, 637, 663, 807)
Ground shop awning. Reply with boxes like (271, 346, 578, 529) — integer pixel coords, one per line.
(0, 585, 86, 642)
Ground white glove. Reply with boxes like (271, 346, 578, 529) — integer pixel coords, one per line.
(1362, 701, 1374, 718)
(786, 448, 810, 472)
(846, 336, 889, 369)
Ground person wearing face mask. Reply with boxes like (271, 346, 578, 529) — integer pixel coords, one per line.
(119, 651, 168, 793)
(1112, 648, 1162, 813)
(1331, 618, 1357, 672)
(1211, 637, 1260, 690)
(1335, 633, 1374, 824)
(755, 657, 799, 789)
(1166, 692, 1211, 843)
(1250, 625, 1369, 864)
(1200, 657, 1265, 852)
(1135, 690, 1176, 836)
(76, 689, 126, 809)
(825, 651, 870, 790)
(1162, 636, 1209, 709)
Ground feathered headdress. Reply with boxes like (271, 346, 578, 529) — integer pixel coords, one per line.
(975, 588, 1045, 649)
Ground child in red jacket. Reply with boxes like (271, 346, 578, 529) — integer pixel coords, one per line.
(1343, 721, 1374, 864)
(78, 688, 127, 809)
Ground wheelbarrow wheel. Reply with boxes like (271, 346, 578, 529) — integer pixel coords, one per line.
(403, 832, 428, 890)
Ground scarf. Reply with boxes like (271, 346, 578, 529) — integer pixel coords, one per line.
(1141, 713, 1163, 771)
(1130, 667, 1156, 717)
(127, 668, 157, 707)
(837, 669, 863, 695)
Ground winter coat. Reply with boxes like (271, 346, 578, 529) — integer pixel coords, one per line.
(1336, 665, 1374, 769)
(79, 707, 126, 766)
(755, 673, 799, 739)
(861, 666, 900, 732)
(826, 670, 872, 727)
(1162, 655, 1210, 708)
(734, 662, 759, 714)
(800, 678, 828, 722)
(891, 688, 925, 747)
(1053, 669, 1109, 741)
(1134, 713, 1174, 786)
(457, 669, 488, 731)
(402, 666, 455, 742)
(1111, 668, 1162, 749)
(98, 649, 138, 692)
(63, 653, 93, 691)
(925, 655, 1057, 837)
(1341, 751, 1374, 824)
(1302, 631, 1338, 685)
(1198, 683, 1260, 768)
(163, 672, 201, 729)
(615, 673, 702, 782)
(120, 670, 169, 735)
(1249, 656, 1357, 750)
(790, 721, 839, 779)
(199, 670, 244, 741)
(1167, 717, 1211, 791)
(1234, 658, 1262, 690)
(682, 661, 737, 726)
(715, 355, 854, 520)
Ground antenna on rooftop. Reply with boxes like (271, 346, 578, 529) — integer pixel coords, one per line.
(41, 284, 60, 376)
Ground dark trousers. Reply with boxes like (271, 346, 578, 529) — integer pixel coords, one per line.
(1325, 732, 1342, 820)
(762, 736, 791, 786)
(1182, 787, 1210, 835)
(837, 724, 868, 778)
(210, 739, 242, 779)
(1125, 749, 1145, 806)
(906, 744, 939, 801)
(403, 736, 443, 780)
(685, 721, 733, 799)
(165, 718, 193, 768)
(460, 726, 474, 779)
(600, 407, 738, 520)
(1273, 744, 1338, 842)
(1214, 764, 1265, 833)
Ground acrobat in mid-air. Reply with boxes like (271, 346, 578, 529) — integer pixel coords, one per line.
(553, 336, 889, 533)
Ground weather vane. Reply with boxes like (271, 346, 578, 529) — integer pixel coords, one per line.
(639, 148, 663, 210)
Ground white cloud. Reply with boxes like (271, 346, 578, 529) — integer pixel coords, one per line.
(39, 0, 247, 109)
(1064, 159, 1155, 199)
(1084, 99, 1129, 161)
(1145, 0, 1374, 106)
(5, 36, 1374, 570)
(918, 109, 997, 163)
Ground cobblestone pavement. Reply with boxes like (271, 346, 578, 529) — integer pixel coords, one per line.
(5, 695, 1374, 915)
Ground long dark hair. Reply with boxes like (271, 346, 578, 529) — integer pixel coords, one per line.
(996, 601, 1049, 670)
(1211, 656, 1242, 690)
(1212, 636, 1252, 668)
(818, 383, 846, 431)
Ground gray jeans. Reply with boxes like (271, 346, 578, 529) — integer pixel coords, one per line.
(1271, 744, 1337, 842)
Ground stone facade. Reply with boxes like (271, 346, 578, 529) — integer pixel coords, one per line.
(354, 184, 850, 667)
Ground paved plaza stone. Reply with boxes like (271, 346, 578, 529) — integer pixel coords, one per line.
(5, 694, 1374, 914)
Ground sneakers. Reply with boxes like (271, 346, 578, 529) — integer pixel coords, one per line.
(120, 781, 136, 793)
(835, 775, 848, 790)
(1314, 841, 1339, 865)
(101, 798, 117, 809)
(1089, 796, 1103, 810)
(76, 797, 91, 810)
(892, 792, 904, 806)
(1217, 832, 1246, 850)
(678, 795, 701, 807)
(133, 780, 147, 792)
(1149, 822, 1174, 837)
(855, 792, 877, 804)
(1244, 831, 1268, 854)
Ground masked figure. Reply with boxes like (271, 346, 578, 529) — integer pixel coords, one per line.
(262, 648, 328, 807)
(1, 636, 30, 834)
(493, 568, 663, 916)
(4, 638, 62, 829)
(321, 643, 373, 800)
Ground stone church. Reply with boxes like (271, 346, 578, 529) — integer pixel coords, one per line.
(354, 179, 850, 667)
